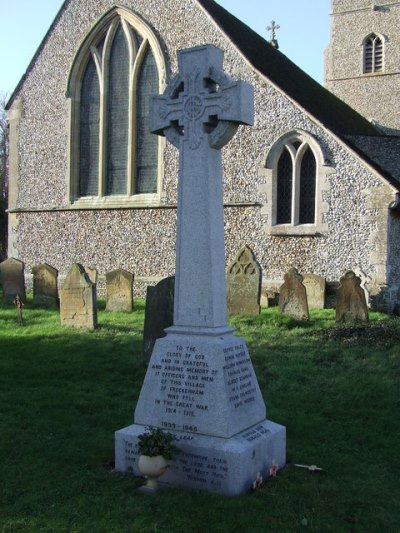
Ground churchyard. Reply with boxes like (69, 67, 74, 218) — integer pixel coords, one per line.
(2, 40, 400, 529)
(1, 295, 399, 531)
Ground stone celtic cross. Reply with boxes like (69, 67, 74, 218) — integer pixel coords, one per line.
(151, 45, 253, 331)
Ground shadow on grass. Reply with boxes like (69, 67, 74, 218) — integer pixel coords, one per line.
(1, 304, 400, 531)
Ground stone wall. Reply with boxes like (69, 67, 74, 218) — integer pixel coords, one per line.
(326, 0, 400, 133)
(7, 0, 400, 309)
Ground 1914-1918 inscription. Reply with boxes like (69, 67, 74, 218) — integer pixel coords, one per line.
(148, 341, 257, 432)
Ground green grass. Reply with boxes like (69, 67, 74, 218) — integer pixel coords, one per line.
(1, 299, 399, 532)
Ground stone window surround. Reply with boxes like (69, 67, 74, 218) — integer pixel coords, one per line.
(259, 130, 332, 236)
(66, 6, 167, 209)
(362, 32, 385, 75)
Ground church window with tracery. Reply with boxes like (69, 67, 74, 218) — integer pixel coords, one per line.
(276, 141, 316, 226)
(68, 10, 163, 204)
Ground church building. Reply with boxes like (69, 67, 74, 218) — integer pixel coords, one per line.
(6, 0, 400, 311)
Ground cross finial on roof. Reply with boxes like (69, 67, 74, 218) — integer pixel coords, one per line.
(266, 20, 280, 49)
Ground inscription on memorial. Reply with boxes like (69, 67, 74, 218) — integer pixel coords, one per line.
(123, 438, 229, 490)
(223, 344, 257, 409)
(147, 342, 257, 431)
(151, 344, 215, 432)
(171, 451, 229, 490)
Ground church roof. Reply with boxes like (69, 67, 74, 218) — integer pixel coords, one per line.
(345, 135, 400, 187)
(6, 0, 399, 189)
(198, 0, 400, 190)
(197, 0, 379, 137)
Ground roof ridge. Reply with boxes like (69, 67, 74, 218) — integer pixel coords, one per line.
(196, 0, 381, 137)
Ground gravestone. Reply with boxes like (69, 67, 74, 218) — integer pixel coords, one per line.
(279, 268, 309, 320)
(336, 271, 369, 323)
(85, 266, 98, 311)
(142, 276, 175, 363)
(0, 257, 26, 303)
(60, 263, 97, 329)
(353, 267, 371, 308)
(32, 263, 59, 308)
(115, 45, 286, 496)
(260, 288, 279, 308)
(303, 273, 325, 310)
(227, 246, 261, 315)
(85, 266, 98, 286)
(106, 269, 134, 312)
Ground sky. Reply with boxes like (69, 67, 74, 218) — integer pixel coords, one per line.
(0, 0, 331, 97)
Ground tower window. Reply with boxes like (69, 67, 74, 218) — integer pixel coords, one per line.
(364, 34, 384, 73)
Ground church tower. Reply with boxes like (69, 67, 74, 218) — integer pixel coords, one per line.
(325, 0, 400, 134)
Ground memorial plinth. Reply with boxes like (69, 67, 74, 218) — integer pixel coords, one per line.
(115, 45, 286, 495)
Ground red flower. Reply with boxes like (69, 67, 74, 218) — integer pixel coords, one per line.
(269, 460, 279, 477)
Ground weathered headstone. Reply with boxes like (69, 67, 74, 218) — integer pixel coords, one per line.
(227, 246, 261, 314)
(106, 269, 134, 312)
(279, 268, 309, 320)
(303, 273, 325, 310)
(32, 263, 59, 308)
(336, 270, 369, 323)
(60, 263, 97, 329)
(115, 45, 286, 496)
(142, 276, 175, 363)
(0, 258, 26, 303)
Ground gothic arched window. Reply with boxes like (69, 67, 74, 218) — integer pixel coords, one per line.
(68, 9, 165, 205)
(364, 34, 384, 74)
(261, 131, 331, 236)
(276, 141, 317, 226)
(276, 148, 293, 224)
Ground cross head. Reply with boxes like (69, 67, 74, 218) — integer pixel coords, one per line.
(151, 45, 253, 150)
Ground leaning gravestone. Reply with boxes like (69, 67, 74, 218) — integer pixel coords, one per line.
(60, 263, 97, 329)
(303, 273, 325, 310)
(279, 268, 309, 320)
(106, 269, 134, 312)
(336, 270, 369, 323)
(227, 246, 261, 315)
(0, 257, 26, 303)
(142, 276, 175, 363)
(115, 45, 286, 496)
(32, 263, 59, 308)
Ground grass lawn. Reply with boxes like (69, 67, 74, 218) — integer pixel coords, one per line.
(0, 298, 399, 532)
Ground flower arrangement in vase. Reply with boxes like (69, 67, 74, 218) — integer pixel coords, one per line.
(137, 427, 180, 492)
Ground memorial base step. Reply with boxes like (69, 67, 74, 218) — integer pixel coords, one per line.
(115, 419, 286, 496)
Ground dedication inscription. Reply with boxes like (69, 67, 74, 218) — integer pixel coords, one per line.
(134, 334, 265, 438)
(149, 342, 257, 429)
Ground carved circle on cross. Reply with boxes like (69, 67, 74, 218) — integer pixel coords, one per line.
(184, 95, 204, 120)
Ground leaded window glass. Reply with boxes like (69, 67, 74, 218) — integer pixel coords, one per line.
(76, 15, 160, 200)
(299, 147, 316, 224)
(106, 24, 130, 195)
(277, 148, 293, 224)
(136, 48, 159, 194)
(79, 57, 100, 196)
(274, 139, 317, 227)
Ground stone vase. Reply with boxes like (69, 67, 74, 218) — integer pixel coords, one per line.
(138, 455, 168, 491)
